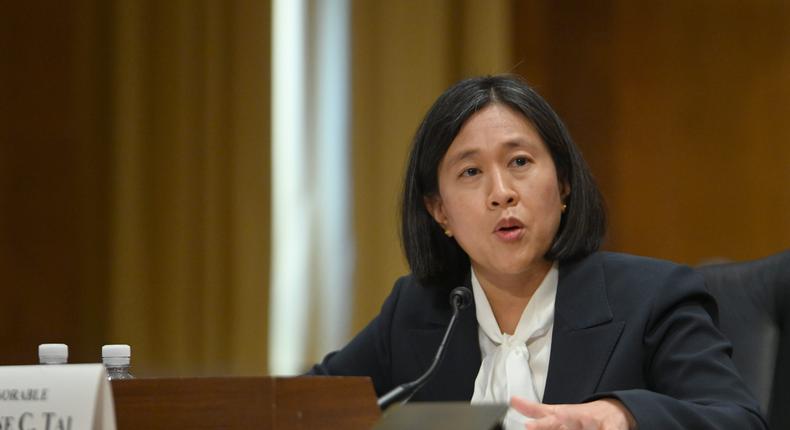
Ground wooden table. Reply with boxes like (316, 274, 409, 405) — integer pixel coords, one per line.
(112, 376, 380, 429)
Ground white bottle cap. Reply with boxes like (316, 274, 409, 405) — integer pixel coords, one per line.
(39, 343, 68, 364)
(102, 344, 131, 366)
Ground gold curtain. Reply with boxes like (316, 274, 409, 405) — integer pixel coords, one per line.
(350, 0, 513, 333)
(106, 0, 511, 371)
(108, 0, 270, 376)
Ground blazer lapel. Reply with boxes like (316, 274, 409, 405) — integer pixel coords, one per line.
(543, 254, 625, 404)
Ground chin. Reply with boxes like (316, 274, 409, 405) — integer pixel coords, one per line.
(493, 255, 550, 275)
(490, 261, 535, 276)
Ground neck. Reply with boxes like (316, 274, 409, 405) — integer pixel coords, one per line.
(473, 259, 553, 335)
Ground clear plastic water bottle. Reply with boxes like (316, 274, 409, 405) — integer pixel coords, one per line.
(102, 344, 134, 380)
(38, 343, 68, 364)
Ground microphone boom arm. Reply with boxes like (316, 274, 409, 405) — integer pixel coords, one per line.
(377, 288, 471, 410)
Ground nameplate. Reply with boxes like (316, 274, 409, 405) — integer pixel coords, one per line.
(374, 402, 507, 430)
(0, 364, 116, 430)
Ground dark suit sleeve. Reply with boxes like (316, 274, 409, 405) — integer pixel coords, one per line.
(591, 266, 768, 429)
(307, 276, 406, 396)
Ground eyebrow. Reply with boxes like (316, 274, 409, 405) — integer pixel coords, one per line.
(503, 140, 530, 151)
(445, 149, 479, 167)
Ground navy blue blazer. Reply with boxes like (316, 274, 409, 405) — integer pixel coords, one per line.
(310, 252, 767, 429)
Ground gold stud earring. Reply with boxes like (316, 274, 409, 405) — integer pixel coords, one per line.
(561, 204, 567, 213)
(444, 229, 453, 237)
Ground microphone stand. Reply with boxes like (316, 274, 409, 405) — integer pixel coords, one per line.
(377, 287, 471, 410)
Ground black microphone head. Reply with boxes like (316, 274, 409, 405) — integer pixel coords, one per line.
(449, 286, 472, 310)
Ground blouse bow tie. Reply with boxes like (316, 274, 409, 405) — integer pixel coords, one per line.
(473, 315, 553, 403)
(469, 264, 559, 430)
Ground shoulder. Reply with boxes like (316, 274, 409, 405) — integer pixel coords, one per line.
(388, 274, 438, 302)
(384, 274, 455, 329)
(567, 251, 710, 316)
(596, 251, 689, 274)
(575, 251, 703, 287)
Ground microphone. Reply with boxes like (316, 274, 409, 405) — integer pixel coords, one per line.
(377, 286, 473, 410)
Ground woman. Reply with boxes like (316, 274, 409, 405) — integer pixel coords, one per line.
(310, 75, 766, 429)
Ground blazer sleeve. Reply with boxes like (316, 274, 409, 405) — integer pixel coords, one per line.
(307, 276, 405, 396)
(591, 266, 768, 429)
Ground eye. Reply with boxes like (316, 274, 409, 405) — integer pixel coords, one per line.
(511, 156, 530, 168)
(460, 167, 480, 177)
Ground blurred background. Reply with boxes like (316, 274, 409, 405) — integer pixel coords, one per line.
(1, 0, 788, 376)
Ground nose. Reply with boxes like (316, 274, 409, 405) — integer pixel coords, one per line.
(487, 170, 518, 209)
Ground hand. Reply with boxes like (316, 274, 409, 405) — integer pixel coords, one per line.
(510, 396, 637, 430)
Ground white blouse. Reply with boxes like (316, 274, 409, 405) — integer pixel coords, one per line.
(470, 263, 558, 428)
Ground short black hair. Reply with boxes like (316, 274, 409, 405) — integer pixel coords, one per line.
(401, 74, 607, 288)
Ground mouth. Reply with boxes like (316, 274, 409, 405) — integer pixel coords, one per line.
(493, 217, 525, 241)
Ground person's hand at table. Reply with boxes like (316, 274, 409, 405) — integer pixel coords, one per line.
(511, 396, 637, 430)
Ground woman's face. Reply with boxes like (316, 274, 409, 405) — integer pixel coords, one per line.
(426, 103, 567, 281)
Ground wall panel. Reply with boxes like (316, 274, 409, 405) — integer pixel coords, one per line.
(513, 1, 790, 264)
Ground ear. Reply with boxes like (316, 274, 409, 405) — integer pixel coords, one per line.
(560, 180, 571, 200)
(423, 194, 448, 228)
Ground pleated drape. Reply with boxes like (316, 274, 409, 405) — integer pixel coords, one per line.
(108, 0, 271, 376)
